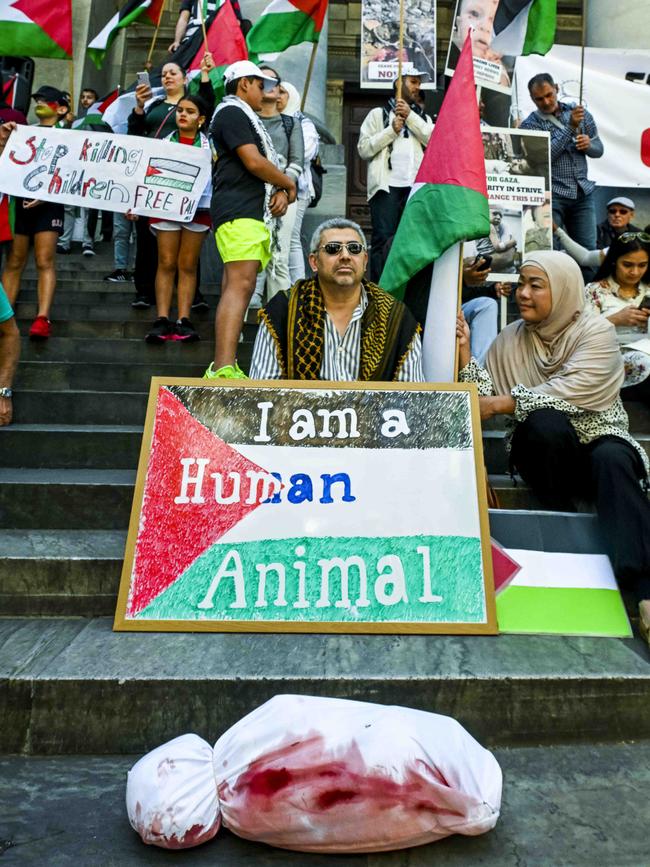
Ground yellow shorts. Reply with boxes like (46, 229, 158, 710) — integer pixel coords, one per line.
(215, 219, 271, 271)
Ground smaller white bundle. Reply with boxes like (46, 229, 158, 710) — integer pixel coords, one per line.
(126, 733, 220, 849)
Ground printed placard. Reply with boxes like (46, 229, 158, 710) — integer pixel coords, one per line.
(0, 125, 211, 221)
(464, 126, 552, 282)
(361, 0, 436, 89)
(445, 0, 515, 94)
(114, 379, 497, 634)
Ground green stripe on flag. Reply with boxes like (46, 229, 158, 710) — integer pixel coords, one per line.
(523, 0, 556, 56)
(247, 10, 320, 55)
(380, 184, 490, 301)
(0, 23, 70, 59)
(497, 586, 632, 637)
(135, 534, 487, 624)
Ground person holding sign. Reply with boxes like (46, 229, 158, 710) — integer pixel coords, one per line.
(1, 87, 70, 341)
(145, 95, 213, 344)
(456, 250, 650, 643)
(249, 218, 424, 382)
(204, 61, 297, 381)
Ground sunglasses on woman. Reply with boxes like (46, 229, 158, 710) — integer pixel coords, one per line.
(620, 232, 650, 243)
(318, 241, 366, 256)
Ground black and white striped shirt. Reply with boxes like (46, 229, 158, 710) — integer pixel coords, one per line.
(249, 288, 424, 382)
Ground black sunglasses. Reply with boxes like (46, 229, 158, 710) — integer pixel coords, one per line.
(318, 241, 366, 256)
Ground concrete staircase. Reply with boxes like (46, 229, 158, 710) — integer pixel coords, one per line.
(2, 246, 650, 864)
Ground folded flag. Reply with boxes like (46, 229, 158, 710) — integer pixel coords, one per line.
(380, 33, 489, 301)
(0, 0, 72, 59)
(88, 0, 165, 70)
(246, 0, 328, 60)
(490, 0, 557, 57)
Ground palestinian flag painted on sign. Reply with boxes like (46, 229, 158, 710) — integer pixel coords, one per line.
(490, 0, 556, 57)
(0, 0, 72, 59)
(87, 0, 165, 70)
(246, 0, 328, 61)
(380, 33, 489, 301)
(118, 384, 491, 626)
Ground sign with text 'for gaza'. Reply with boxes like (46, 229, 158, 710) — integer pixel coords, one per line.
(114, 380, 497, 634)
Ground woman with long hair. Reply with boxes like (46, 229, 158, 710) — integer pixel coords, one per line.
(584, 232, 650, 401)
(456, 250, 650, 641)
(145, 95, 212, 343)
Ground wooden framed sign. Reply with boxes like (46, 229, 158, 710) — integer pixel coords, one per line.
(114, 379, 497, 634)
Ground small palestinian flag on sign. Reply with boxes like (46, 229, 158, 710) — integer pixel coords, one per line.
(87, 0, 166, 70)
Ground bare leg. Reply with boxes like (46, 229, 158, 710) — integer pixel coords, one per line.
(177, 230, 207, 320)
(213, 260, 260, 369)
(32, 231, 58, 318)
(154, 230, 181, 319)
(2, 234, 30, 305)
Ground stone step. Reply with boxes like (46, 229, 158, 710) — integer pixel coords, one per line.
(1, 616, 649, 754)
(0, 467, 534, 530)
(0, 468, 135, 529)
(12, 390, 147, 425)
(0, 425, 143, 469)
(3, 743, 650, 864)
(14, 301, 216, 322)
(16, 288, 220, 306)
(0, 530, 125, 617)
(0, 511, 607, 617)
(20, 336, 213, 364)
(16, 316, 217, 340)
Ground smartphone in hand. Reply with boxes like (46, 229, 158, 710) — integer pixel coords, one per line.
(136, 71, 150, 89)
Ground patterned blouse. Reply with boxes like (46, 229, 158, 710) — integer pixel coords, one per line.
(584, 278, 650, 387)
(459, 357, 649, 475)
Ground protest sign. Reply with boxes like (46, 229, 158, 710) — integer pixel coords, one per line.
(360, 0, 436, 89)
(0, 125, 212, 221)
(464, 127, 552, 281)
(445, 0, 514, 95)
(114, 379, 497, 634)
(515, 46, 650, 188)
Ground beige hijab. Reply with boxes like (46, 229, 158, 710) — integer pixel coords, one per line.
(486, 250, 624, 411)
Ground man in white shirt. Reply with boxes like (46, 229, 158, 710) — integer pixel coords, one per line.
(249, 218, 424, 382)
(358, 71, 433, 282)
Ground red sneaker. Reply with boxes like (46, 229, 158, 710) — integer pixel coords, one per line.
(29, 316, 51, 341)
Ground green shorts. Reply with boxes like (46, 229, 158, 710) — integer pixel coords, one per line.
(215, 219, 271, 271)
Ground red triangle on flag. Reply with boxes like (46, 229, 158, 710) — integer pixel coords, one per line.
(146, 165, 162, 176)
(491, 539, 521, 594)
(13, 0, 73, 57)
(128, 388, 274, 616)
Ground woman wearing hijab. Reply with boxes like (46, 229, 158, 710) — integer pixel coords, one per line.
(456, 250, 650, 640)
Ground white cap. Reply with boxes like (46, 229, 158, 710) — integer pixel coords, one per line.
(394, 67, 430, 81)
(223, 60, 278, 85)
(607, 196, 635, 210)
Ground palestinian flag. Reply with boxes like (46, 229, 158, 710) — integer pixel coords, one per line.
(87, 0, 165, 70)
(246, 0, 328, 60)
(380, 33, 489, 301)
(490, 0, 557, 57)
(0, 0, 72, 59)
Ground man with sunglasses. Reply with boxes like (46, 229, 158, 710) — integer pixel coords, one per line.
(249, 218, 424, 381)
(596, 196, 642, 250)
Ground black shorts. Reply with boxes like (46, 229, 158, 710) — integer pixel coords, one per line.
(13, 199, 65, 237)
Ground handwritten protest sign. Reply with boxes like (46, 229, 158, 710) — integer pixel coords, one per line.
(114, 379, 497, 634)
(0, 125, 211, 222)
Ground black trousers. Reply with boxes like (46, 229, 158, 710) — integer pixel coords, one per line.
(133, 217, 202, 305)
(621, 376, 650, 405)
(510, 408, 650, 602)
(87, 208, 113, 242)
(368, 186, 410, 283)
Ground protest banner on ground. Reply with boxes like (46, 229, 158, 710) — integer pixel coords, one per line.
(445, 0, 514, 95)
(360, 0, 436, 89)
(464, 126, 552, 282)
(0, 125, 212, 221)
(114, 379, 498, 634)
(515, 46, 650, 188)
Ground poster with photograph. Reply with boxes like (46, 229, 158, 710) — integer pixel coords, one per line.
(465, 127, 552, 281)
(361, 0, 436, 89)
(445, 0, 514, 94)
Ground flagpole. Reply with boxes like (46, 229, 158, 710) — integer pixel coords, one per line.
(453, 242, 464, 382)
(300, 41, 319, 113)
(199, 0, 209, 55)
(68, 60, 75, 118)
(396, 0, 406, 101)
(146, 0, 167, 68)
(578, 0, 588, 105)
